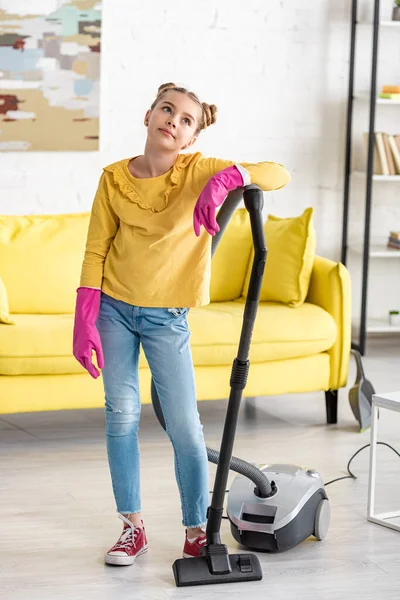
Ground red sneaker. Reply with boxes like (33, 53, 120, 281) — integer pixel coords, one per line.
(183, 530, 207, 558)
(105, 514, 148, 566)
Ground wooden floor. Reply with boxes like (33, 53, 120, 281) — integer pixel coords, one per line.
(2, 338, 400, 599)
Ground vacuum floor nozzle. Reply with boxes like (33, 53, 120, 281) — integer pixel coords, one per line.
(172, 550, 262, 587)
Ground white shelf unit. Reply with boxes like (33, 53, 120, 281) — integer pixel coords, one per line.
(375, 97, 400, 104)
(349, 239, 400, 335)
(367, 319, 400, 333)
(354, 93, 400, 104)
(352, 318, 400, 334)
(378, 20, 400, 26)
(349, 244, 400, 258)
(342, 2, 400, 353)
(352, 172, 400, 180)
(359, 20, 400, 26)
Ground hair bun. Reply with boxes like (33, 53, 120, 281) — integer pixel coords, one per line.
(157, 82, 176, 96)
(201, 103, 218, 128)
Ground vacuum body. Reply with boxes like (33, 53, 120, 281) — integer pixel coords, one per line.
(227, 464, 330, 551)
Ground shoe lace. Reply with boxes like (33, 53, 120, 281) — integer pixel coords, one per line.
(113, 526, 139, 551)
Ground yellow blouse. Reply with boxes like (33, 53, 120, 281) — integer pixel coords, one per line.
(80, 152, 290, 307)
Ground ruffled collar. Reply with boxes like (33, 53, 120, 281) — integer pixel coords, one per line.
(104, 154, 194, 213)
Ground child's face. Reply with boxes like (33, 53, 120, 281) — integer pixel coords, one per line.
(145, 91, 202, 151)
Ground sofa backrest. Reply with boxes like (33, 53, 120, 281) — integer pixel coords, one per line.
(0, 213, 90, 314)
(0, 209, 253, 314)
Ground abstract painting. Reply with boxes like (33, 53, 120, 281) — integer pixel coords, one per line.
(0, 0, 101, 151)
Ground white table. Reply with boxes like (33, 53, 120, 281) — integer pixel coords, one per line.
(367, 391, 400, 533)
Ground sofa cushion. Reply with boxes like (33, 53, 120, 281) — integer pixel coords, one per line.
(0, 300, 336, 375)
(189, 299, 336, 365)
(243, 207, 316, 307)
(0, 213, 90, 314)
(210, 208, 252, 302)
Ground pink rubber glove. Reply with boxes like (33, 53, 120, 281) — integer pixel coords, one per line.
(73, 287, 104, 379)
(193, 165, 245, 236)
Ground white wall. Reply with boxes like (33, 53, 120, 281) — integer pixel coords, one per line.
(1, 0, 400, 322)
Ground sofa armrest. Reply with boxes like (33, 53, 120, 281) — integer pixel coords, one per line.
(306, 256, 351, 390)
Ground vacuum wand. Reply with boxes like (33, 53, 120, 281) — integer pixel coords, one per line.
(206, 185, 270, 545)
(172, 185, 267, 585)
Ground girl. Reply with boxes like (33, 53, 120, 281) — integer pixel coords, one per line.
(73, 82, 290, 566)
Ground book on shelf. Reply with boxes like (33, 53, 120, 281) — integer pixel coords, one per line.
(363, 132, 400, 175)
(387, 231, 400, 249)
(376, 132, 389, 174)
(388, 135, 400, 173)
(379, 93, 400, 99)
(382, 85, 400, 94)
(382, 133, 396, 174)
(363, 132, 383, 174)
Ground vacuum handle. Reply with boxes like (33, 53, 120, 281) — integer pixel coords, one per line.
(237, 185, 267, 361)
(243, 184, 266, 255)
(212, 184, 265, 260)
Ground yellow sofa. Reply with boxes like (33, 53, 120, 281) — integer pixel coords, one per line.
(0, 210, 351, 421)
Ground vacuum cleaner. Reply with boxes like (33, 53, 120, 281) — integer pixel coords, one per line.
(151, 185, 330, 586)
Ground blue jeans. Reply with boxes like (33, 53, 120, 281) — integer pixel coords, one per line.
(97, 293, 209, 528)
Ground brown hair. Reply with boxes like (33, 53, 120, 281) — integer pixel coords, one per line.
(150, 82, 217, 135)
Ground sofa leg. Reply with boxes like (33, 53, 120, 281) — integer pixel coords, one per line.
(325, 390, 338, 424)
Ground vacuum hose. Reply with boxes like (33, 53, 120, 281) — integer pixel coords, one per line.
(150, 187, 273, 498)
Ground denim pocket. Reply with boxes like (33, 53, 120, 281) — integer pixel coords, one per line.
(98, 293, 131, 330)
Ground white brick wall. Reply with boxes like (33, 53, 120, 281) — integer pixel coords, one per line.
(1, 0, 400, 321)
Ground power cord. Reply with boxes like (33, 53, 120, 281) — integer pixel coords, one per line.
(324, 441, 400, 486)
